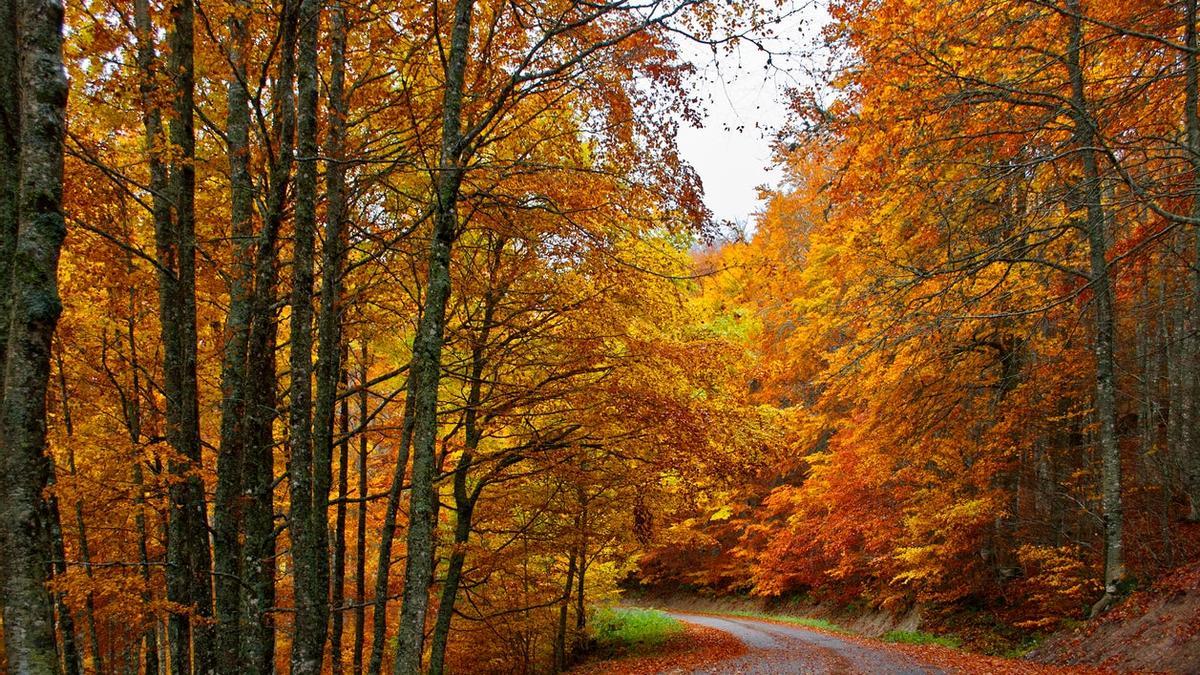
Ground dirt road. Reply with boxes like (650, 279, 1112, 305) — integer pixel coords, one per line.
(666, 612, 946, 674)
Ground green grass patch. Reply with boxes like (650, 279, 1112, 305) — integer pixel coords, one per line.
(882, 629, 962, 649)
(590, 607, 684, 655)
(724, 610, 850, 634)
(998, 635, 1044, 659)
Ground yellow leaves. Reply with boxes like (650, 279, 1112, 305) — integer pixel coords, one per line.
(891, 546, 940, 585)
(1011, 545, 1101, 629)
(708, 504, 734, 522)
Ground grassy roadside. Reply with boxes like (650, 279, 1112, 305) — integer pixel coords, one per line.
(591, 607, 685, 656)
(571, 608, 747, 674)
(881, 629, 962, 649)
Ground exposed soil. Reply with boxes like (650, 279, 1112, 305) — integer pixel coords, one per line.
(1029, 560, 1200, 675)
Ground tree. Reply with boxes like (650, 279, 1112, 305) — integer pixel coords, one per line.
(0, 0, 69, 671)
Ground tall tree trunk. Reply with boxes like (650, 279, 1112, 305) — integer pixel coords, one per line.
(426, 477, 475, 675)
(132, 0, 170, 668)
(157, 0, 215, 669)
(1184, 0, 1200, 522)
(212, 0, 256, 665)
(429, 256, 500, 675)
(575, 502, 587, 635)
(331, 363, 350, 675)
(288, 0, 327, 671)
(353, 343, 370, 674)
(1065, 1, 1125, 612)
(48, 351, 81, 675)
(72, 480, 100, 674)
(393, 0, 476, 670)
(553, 550, 577, 673)
(0, 0, 18, 389)
(0, 0, 15, 651)
(313, 2, 350, 670)
(0, 0, 69, 670)
(320, 0, 350, 595)
(1153, 283, 1175, 563)
(239, 300, 279, 675)
(238, 2, 301, 670)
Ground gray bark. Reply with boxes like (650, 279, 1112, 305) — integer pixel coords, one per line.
(1065, 2, 1125, 611)
(331, 363, 350, 675)
(237, 2, 302, 667)
(288, 0, 327, 670)
(353, 343, 369, 674)
(575, 499, 587, 634)
(131, 11, 169, 672)
(1184, 0, 1200, 522)
(313, 1, 350, 670)
(0, 0, 69, 670)
(212, 0, 255, 665)
(325, 16, 352, 651)
(0, 0, 18, 390)
(238, 290, 279, 675)
(0, 1, 14, 650)
(393, 0, 476, 670)
(155, 0, 216, 669)
(426, 472, 475, 675)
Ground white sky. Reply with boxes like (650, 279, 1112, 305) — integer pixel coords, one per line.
(674, 1, 830, 232)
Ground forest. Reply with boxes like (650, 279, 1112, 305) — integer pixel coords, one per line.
(2, 0, 1200, 672)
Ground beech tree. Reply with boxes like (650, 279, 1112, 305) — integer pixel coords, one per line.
(0, 0, 69, 672)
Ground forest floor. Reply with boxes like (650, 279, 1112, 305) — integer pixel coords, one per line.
(1029, 558, 1200, 674)
(569, 620, 747, 674)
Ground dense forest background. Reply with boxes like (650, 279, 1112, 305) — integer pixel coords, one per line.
(642, 0, 1200, 651)
(2, 0, 1200, 673)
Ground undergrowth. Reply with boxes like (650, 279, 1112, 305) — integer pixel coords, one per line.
(883, 629, 962, 649)
(590, 607, 684, 656)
